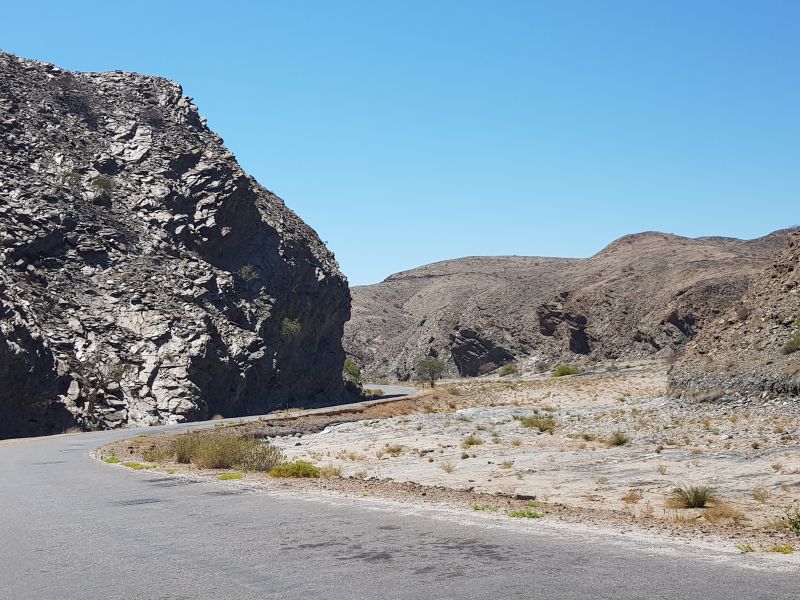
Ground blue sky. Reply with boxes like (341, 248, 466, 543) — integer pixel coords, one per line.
(2, 1, 798, 284)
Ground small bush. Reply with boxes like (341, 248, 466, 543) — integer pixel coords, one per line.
(281, 318, 302, 337)
(102, 456, 120, 464)
(782, 333, 800, 355)
(753, 486, 771, 503)
(218, 473, 243, 480)
(553, 365, 580, 377)
(270, 460, 320, 478)
(91, 175, 116, 192)
(236, 264, 260, 283)
(385, 444, 403, 457)
(769, 545, 794, 554)
(498, 364, 518, 377)
(472, 504, 499, 512)
(318, 465, 343, 479)
(514, 414, 556, 434)
(607, 431, 630, 447)
(462, 434, 484, 448)
(782, 507, 800, 535)
(668, 485, 716, 509)
(737, 544, 755, 553)
(343, 357, 362, 385)
(440, 461, 455, 473)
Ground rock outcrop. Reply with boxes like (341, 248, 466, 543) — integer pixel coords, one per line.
(345, 230, 795, 380)
(668, 232, 800, 402)
(0, 52, 351, 436)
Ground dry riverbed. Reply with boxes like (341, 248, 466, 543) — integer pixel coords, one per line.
(100, 361, 800, 556)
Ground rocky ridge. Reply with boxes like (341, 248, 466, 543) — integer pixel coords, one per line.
(345, 230, 795, 380)
(669, 232, 800, 402)
(0, 52, 351, 436)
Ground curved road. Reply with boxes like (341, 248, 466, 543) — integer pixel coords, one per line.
(1, 387, 797, 599)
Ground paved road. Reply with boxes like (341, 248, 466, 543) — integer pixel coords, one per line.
(1, 388, 798, 600)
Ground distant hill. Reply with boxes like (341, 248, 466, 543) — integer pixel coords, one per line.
(344, 229, 797, 380)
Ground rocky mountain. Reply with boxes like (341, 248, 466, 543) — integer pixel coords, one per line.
(668, 232, 800, 402)
(0, 52, 351, 437)
(345, 230, 796, 380)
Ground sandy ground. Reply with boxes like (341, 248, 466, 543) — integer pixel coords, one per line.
(101, 360, 800, 553)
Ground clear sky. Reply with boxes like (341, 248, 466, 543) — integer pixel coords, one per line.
(2, 1, 798, 285)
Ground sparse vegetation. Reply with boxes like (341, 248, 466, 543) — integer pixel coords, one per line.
(440, 461, 455, 473)
(473, 504, 499, 512)
(507, 508, 543, 519)
(122, 462, 155, 470)
(781, 507, 800, 535)
(343, 357, 363, 385)
(280, 318, 302, 337)
(781, 315, 800, 354)
(270, 460, 320, 478)
(553, 364, 580, 377)
(462, 434, 484, 448)
(768, 545, 794, 554)
(514, 414, 556, 434)
(668, 485, 716, 509)
(737, 543, 755, 553)
(753, 486, 771, 503)
(236, 264, 260, 283)
(607, 431, 630, 447)
(218, 473, 243, 480)
(169, 433, 285, 471)
(102, 456, 120, 464)
(498, 364, 518, 377)
(91, 175, 116, 192)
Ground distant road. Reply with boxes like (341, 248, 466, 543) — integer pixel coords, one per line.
(1, 388, 798, 600)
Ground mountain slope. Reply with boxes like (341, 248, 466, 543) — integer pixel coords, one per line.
(668, 232, 800, 401)
(0, 52, 350, 436)
(345, 230, 795, 380)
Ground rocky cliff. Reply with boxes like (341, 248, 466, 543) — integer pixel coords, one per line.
(345, 230, 795, 380)
(668, 232, 800, 402)
(0, 52, 351, 436)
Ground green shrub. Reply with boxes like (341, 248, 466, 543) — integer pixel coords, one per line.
(514, 414, 556, 434)
(343, 357, 362, 385)
(553, 364, 580, 377)
(281, 318, 302, 337)
(782, 332, 800, 355)
(270, 460, 320, 478)
(218, 473, 243, 480)
(782, 507, 800, 535)
(102, 456, 120, 464)
(60, 170, 82, 192)
(236, 264, 260, 283)
(168, 433, 284, 471)
(122, 462, 155, 470)
(415, 356, 446, 387)
(668, 485, 716, 508)
(498, 364, 518, 377)
(91, 175, 116, 192)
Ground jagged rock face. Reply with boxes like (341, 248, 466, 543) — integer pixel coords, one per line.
(669, 233, 800, 401)
(345, 231, 795, 380)
(0, 52, 351, 436)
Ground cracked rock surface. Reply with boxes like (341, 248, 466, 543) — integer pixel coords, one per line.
(0, 52, 351, 436)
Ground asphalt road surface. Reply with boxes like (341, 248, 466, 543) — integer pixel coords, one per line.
(1, 387, 797, 599)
